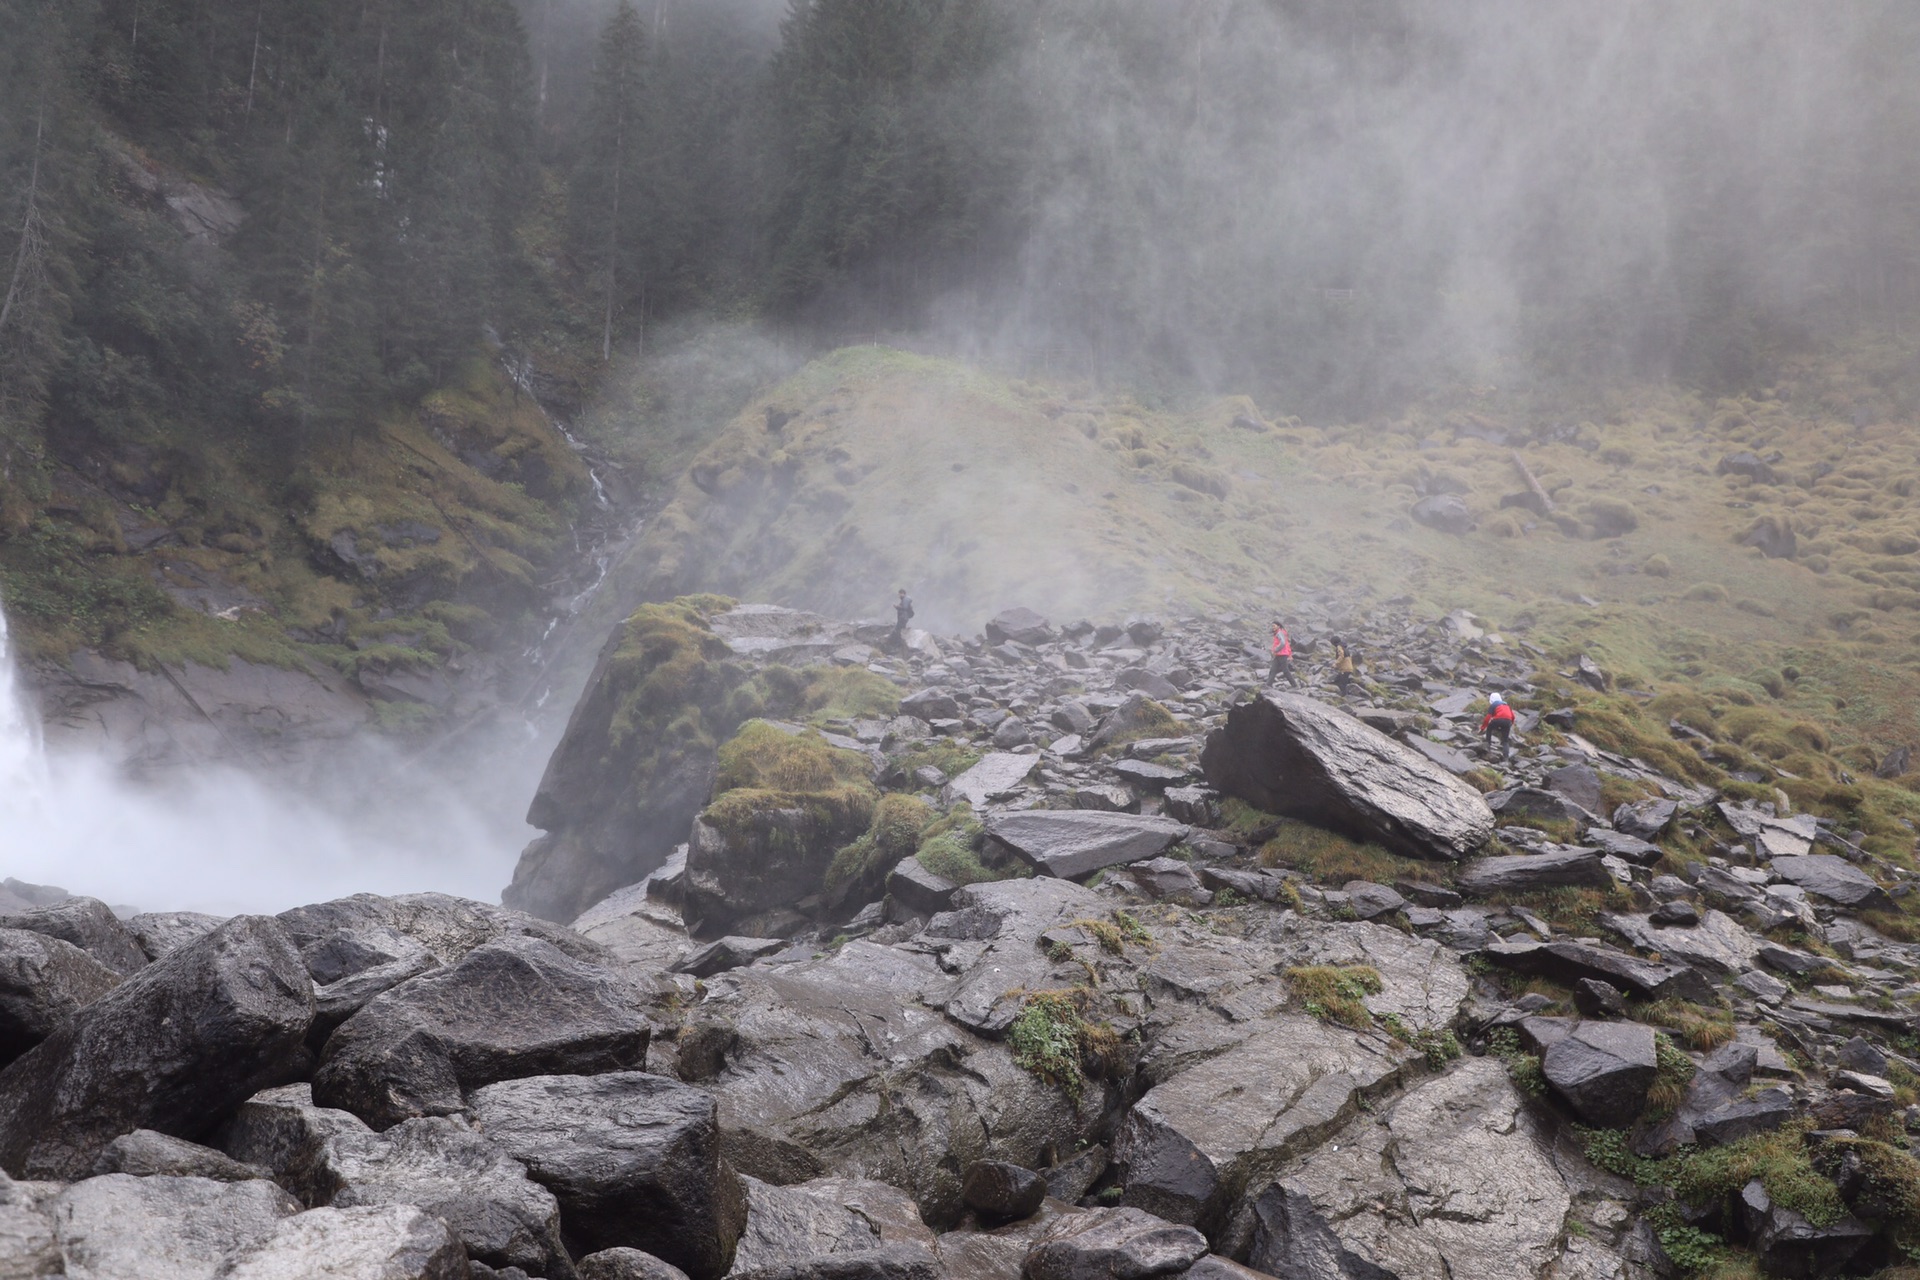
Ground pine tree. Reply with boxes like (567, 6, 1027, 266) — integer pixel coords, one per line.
(574, 0, 649, 361)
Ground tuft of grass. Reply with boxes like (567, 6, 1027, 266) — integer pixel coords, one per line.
(1646, 1033, 1698, 1118)
(1644, 998, 1737, 1052)
(913, 811, 1025, 886)
(716, 719, 871, 793)
(1285, 964, 1383, 1030)
(1007, 989, 1122, 1105)
(1259, 819, 1428, 885)
(1488, 1026, 1547, 1098)
(827, 793, 934, 891)
(1672, 1122, 1846, 1227)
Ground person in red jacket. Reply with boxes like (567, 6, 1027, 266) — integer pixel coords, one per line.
(1481, 691, 1516, 759)
(1265, 621, 1301, 688)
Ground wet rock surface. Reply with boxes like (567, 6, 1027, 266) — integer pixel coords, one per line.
(22, 598, 1920, 1276)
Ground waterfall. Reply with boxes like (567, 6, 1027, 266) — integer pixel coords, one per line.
(0, 607, 48, 809)
(0, 600, 520, 915)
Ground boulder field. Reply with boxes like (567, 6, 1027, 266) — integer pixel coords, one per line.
(4, 596, 1920, 1277)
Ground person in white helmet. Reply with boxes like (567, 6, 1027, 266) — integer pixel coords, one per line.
(1480, 691, 1516, 759)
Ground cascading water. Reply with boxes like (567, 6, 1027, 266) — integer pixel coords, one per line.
(0, 598, 516, 915)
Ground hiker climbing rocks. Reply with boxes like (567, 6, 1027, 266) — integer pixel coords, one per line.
(892, 589, 915, 644)
(1265, 620, 1300, 688)
(1481, 691, 1516, 759)
(1330, 635, 1357, 697)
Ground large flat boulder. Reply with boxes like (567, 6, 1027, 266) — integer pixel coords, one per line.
(1200, 693, 1494, 861)
(1244, 1059, 1574, 1280)
(1541, 1021, 1657, 1128)
(731, 1174, 936, 1276)
(1112, 1017, 1414, 1233)
(45, 1172, 301, 1280)
(944, 754, 1040, 808)
(0, 916, 314, 1180)
(1768, 855, 1894, 912)
(1023, 1207, 1207, 1280)
(1456, 849, 1610, 896)
(985, 811, 1190, 879)
(1476, 938, 1712, 1002)
(221, 1204, 470, 1279)
(312, 935, 650, 1130)
(468, 1072, 747, 1280)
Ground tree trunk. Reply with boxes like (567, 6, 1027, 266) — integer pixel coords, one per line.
(0, 104, 48, 343)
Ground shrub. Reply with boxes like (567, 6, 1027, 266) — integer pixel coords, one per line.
(1684, 583, 1731, 603)
(1644, 553, 1673, 577)
(915, 812, 1023, 886)
(716, 719, 870, 793)
(1008, 989, 1122, 1104)
(827, 793, 935, 890)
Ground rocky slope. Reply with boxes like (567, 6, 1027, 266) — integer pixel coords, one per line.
(4, 594, 1920, 1276)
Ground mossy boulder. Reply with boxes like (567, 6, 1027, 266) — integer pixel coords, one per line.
(683, 721, 879, 933)
(505, 596, 745, 923)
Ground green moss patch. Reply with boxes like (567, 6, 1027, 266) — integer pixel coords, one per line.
(1285, 964, 1383, 1030)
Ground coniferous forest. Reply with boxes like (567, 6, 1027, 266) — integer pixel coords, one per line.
(4, 0, 1920, 490)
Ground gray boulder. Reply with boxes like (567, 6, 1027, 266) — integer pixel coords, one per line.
(963, 1161, 1047, 1224)
(0, 915, 314, 1179)
(218, 1083, 377, 1206)
(1200, 692, 1494, 862)
(1477, 938, 1712, 1002)
(1110, 759, 1187, 792)
(986, 609, 1053, 647)
(1541, 1021, 1657, 1127)
(580, 1249, 693, 1280)
(730, 1174, 935, 1277)
(312, 935, 650, 1130)
(1739, 1179, 1872, 1278)
(277, 893, 607, 969)
(683, 797, 872, 935)
(886, 858, 957, 917)
(1410, 494, 1474, 534)
(944, 754, 1040, 808)
(1456, 849, 1610, 896)
(0, 927, 122, 1065)
(899, 690, 961, 721)
(128, 912, 227, 962)
(322, 1115, 573, 1278)
(220, 1204, 471, 1279)
(92, 1128, 271, 1182)
(985, 811, 1189, 879)
(1767, 855, 1894, 912)
(468, 1071, 746, 1280)
(672, 937, 787, 978)
(0, 897, 149, 975)
(1613, 798, 1678, 839)
(1586, 828, 1664, 865)
(1542, 764, 1604, 816)
(1023, 1207, 1208, 1280)
(46, 1172, 300, 1280)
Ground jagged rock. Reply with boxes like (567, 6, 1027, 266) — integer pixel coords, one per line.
(985, 811, 1190, 879)
(1394, 880, 1463, 908)
(900, 689, 961, 721)
(92, 1128, 271, 1182)
(1072, 784, 1137, 813)
(468, 1072, 746, 1280)
(1488, 788, 1591, 825)
(580, 1249, 693, 1280)
(1087, 694, 1178, 755)
(221, 1204, 470, 1280)
(45, 1172, 300, 1279)
(1838, 1036, 1889, 1076)
(1409, 494, 1474, 534)
(1399, 734, 1479, 775)
(1574, 655, 1611, 692)
(1113, 1016, 1414, 1232)
(1115, 668, 1182, 701)
(1601, 909, 1758, 976)
(1718, 451, 1779, 485)
(277, 892, 606, 969)
(0, 897, 149, 976)
(1613, 798, 1678, 839)
(1477, 937, 1711, 1001)
(1768, 855, 1894, 912)
(1739, 1179, 1872, 1278)
(219, 1083, 377, 1205)
(1197, 866, 1292, 904)
(1127, 859, 1206, 901)
(128, 911, 226, 961)
(1456, 849, 1609, 896)
(994, 719, 1034, 749)
(1543, 763, 1604, 816)
(731, 1174, 936, 1280)
(1024, 1207, 1208, 1280)
(1648, 899, 1700, 927)
(963, 1162, 1047, 1223)
(1876, 746, 1913, 780)
(887, 858, 957, 917)
(986, 609, 1053, 647)
(1586, 828, 1664, 864)
(1160, 786, 1219, 827)
(0, 915, 314, 1180)
(312, 935, 650, 1130)
(944, 754, 1040, 808)
(1352, 707, 1422, 735)
(1110, 759, 1187, 792)
(1340, 881, 1405, 920)
(1541, 1021, 1657, 1127)
(1201, 692, 1494, 862)
(571, 878, 694, 973)
(673, 936, 786, 978)
(320, 1114, 572, 1278)
(1571, 979, 1628, 1018)
(0, 927, 122, 1066)
(1243, 1059, 1572, 1280)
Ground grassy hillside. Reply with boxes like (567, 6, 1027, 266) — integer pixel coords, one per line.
(612, 343, 1920, 768)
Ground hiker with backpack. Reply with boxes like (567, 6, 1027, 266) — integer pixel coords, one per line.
(1265, 620, 1301, 688)
(891, 589, 915, 646)
(1481, 691, 1516, 759)
(1330, 635, 1358, 697)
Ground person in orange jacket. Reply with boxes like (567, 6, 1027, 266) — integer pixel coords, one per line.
(1481, 691, 1516, 759)
(1265, 621, 1301, 688)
